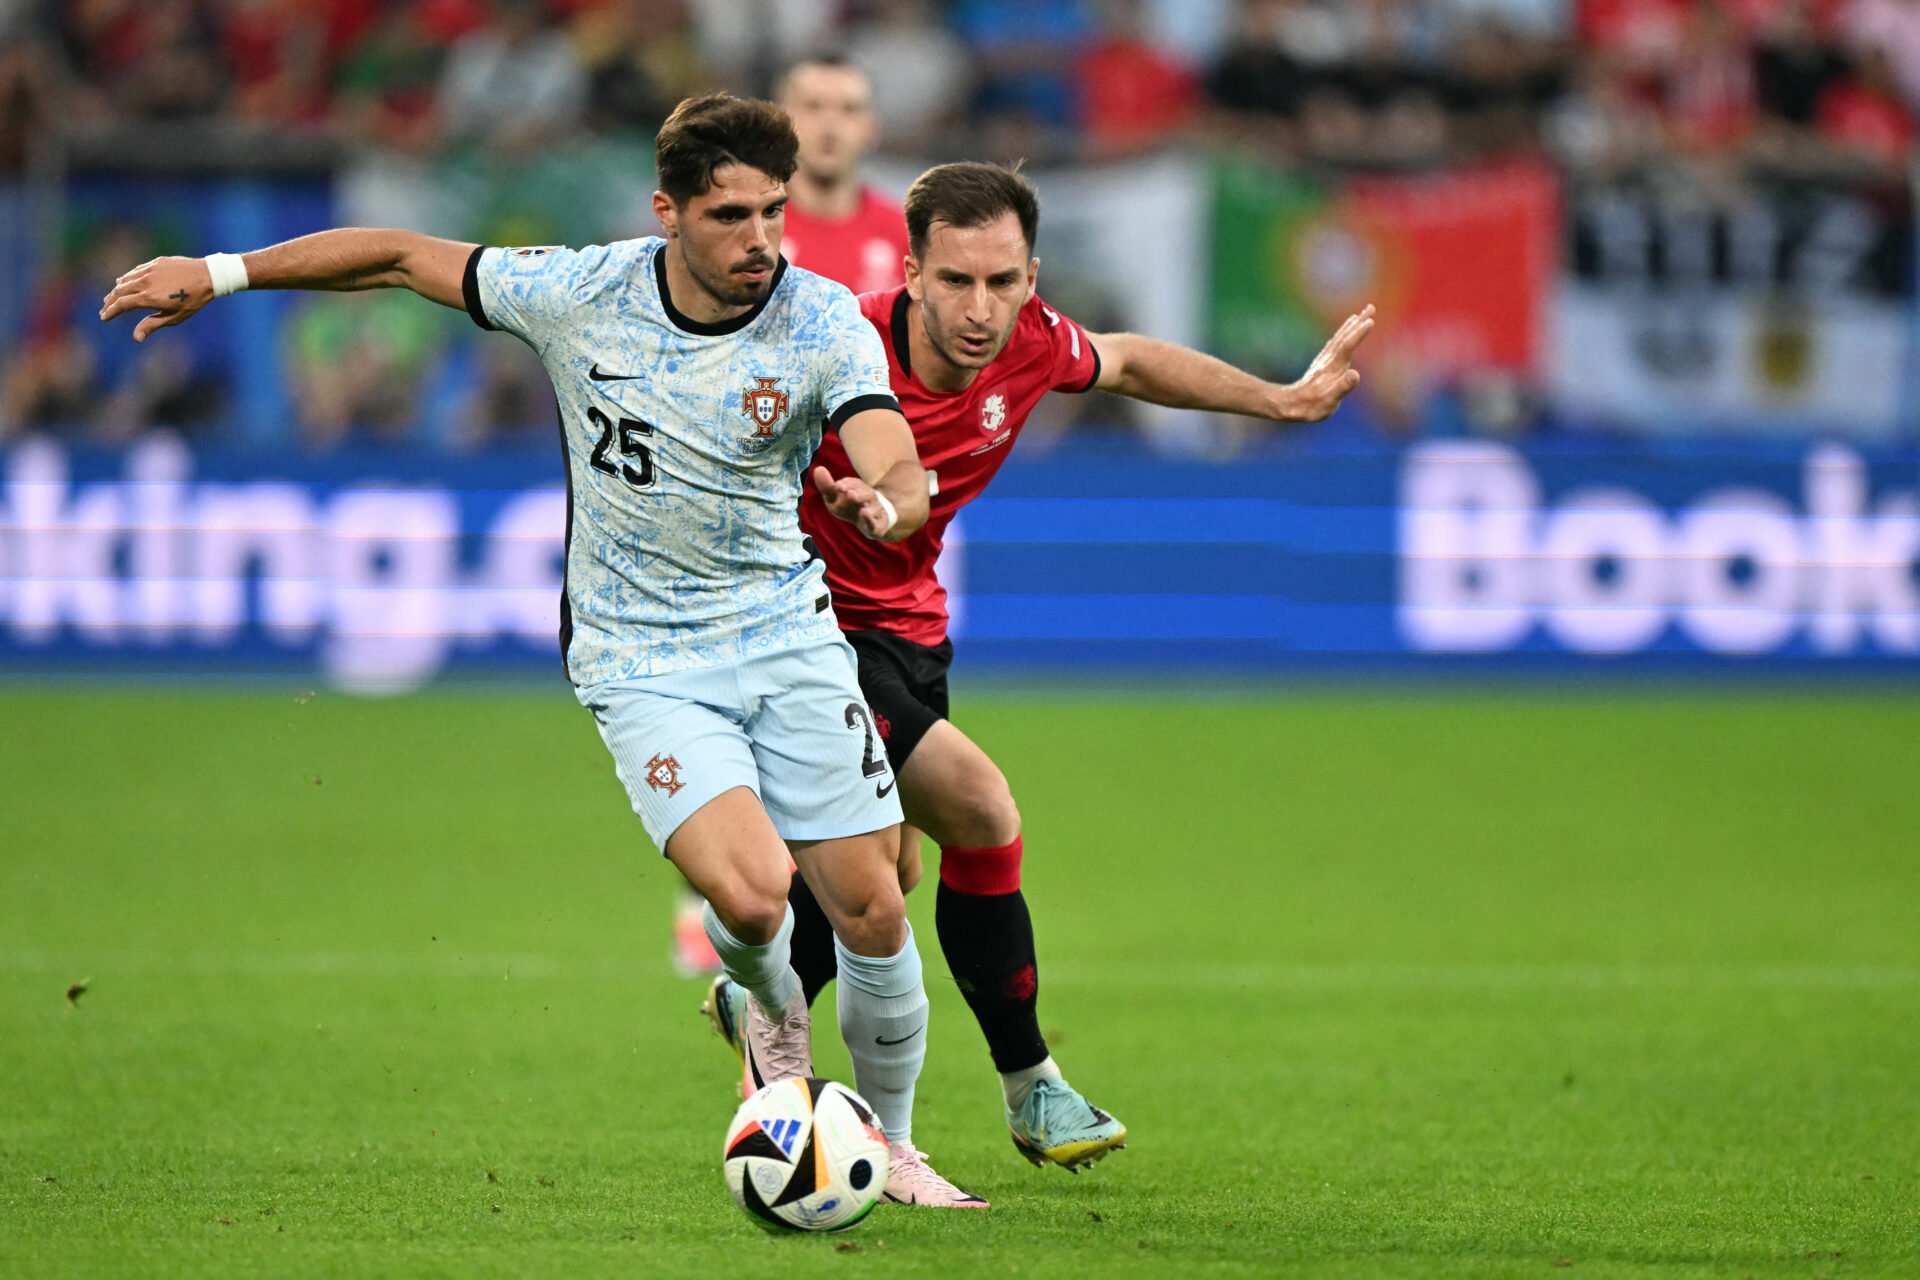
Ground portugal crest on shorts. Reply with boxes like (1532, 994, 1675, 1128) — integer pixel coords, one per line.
(645, 753, 685, 797)
(741, 377, 790, 438)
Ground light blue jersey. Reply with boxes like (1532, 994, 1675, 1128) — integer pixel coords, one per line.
(463, 239, 898, 683)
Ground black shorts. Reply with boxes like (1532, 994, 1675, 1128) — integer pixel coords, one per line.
(845, 630, 953, 771)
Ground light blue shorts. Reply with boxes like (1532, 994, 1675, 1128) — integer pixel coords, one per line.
(577, 635, 903, 852)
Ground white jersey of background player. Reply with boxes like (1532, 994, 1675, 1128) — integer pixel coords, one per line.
(99, 93, 989, 1209)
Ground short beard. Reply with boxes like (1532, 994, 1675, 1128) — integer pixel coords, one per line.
(703, 271, 770, 309)
(682, 244, 772, 310)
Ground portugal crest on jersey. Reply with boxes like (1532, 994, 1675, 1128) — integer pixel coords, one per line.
(741, 377, 790, 438)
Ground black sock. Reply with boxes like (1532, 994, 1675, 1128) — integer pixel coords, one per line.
(935, 882, 1048, 1074)
(786, 869, 838, 1007)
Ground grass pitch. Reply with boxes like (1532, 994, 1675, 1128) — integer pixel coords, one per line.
(2, 683, 1917, 1278)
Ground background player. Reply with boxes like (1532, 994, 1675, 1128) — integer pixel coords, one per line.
(709, 161, 1373, 1173)
(671, 53, 911, 978)
(99, 95, 986, 1210)
(778, 55, 911, 296)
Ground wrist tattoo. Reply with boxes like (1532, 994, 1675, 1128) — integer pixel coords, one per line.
(168, 290, 188, 303)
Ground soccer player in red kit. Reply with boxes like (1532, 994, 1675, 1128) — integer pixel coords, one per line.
(778, 56, 910, 295)
(707, 163, 1373, 1172)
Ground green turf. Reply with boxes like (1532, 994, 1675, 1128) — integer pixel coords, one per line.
(2, 684, 1917, 1278)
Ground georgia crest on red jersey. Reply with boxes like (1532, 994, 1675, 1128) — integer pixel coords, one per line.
(981, 393, 1006, 433)
(798, 287, 1103, 647)
(972, 387, 1013, 455)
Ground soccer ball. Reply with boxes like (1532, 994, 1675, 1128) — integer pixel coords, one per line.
(722, 1076, 889, 1232)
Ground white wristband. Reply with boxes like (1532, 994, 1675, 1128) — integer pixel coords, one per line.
(869, 491, 899, 539)
(204, 253, 250, 298)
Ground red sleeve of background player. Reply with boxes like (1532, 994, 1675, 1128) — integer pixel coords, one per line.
(1032, 295, 1102, 394)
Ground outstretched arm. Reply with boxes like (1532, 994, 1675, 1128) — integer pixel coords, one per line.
(1091, 304, 1375, 424)
(814, 408, 930, 543)
(99, 230, 480, 343)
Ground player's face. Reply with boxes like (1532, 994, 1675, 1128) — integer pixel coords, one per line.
(654, 163, 787, 312)
(905, 212, 1037, 374)
(783, 64, 877, 186)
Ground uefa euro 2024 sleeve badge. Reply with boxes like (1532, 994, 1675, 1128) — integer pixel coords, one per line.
(740, 376, 790, 452)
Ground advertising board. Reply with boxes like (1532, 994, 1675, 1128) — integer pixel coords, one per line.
(3, 435, 1914, 691)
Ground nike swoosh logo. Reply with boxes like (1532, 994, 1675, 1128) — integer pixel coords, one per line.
(875, 1026, 922, 1046)
(875, 778, 896, 799)
(588, 364, 644, 382)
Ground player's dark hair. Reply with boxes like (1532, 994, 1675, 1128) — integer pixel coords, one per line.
(655, 94, 800, 205)
(904, 162, 1041, 259)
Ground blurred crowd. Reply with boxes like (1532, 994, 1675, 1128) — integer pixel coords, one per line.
(2, 0, 1911, 173)
(2, 0, 1917, 447)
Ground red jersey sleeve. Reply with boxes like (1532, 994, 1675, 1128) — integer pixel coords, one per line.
(1033, 296, 1102, 394)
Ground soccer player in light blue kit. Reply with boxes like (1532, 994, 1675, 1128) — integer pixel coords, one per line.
(98, 93, 988, 1209)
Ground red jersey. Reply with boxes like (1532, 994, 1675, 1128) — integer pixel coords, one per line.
(781, 187, 910, 295)
(801, 288, 1103, 646)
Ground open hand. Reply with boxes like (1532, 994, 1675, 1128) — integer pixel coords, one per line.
(812, 466, 897, 541)
(98, 257, 216, 343)
(1287, 304, 1375, 422)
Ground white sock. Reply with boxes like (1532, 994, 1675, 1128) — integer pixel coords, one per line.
(701, 901, 800, 1015)
(834, 926, 928, 1145)
(1001, 1056, 1063, 1112)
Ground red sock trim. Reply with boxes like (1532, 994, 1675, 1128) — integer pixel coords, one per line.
(938, 836, 1023, 895)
